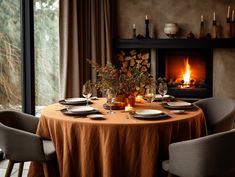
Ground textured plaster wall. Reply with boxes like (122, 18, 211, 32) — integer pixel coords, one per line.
(116, 0, 235, 38)
(214, 49, 235, 99)
(116, 0, 235, 99)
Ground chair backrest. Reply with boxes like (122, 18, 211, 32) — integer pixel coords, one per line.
(0, 110, 39, 133)
(168, 129, 235, 177)
(0, 110, 46, 162)
(194, 97, 235, 134)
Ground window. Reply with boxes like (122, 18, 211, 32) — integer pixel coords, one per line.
(0, 0, 22, 110)
(34, 0, 59, 114)
(0, 0, 59, 113)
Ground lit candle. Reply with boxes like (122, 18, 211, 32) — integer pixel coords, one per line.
(201, 15, 204, 22)
(227, 6, 230, 18)
(133, 24, 136, 29)
(232, 10, 234, 21)
(125, 104, 133, 112)
(213, 11, 216, 21)
(145, 15, 148, 20)
(135, 95, 143, 103)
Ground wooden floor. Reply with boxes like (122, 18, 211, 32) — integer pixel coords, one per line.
(0, 160, 29, 177)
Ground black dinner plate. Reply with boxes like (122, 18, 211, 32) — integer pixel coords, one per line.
(59, 99, 92, 105)
(162, 102, 196, 110)
(154, 95, 175, 102)
(61, 108, 100, 116)
(131, 112, 170, 120)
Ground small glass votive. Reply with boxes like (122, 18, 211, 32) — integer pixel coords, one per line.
(145, 93, 156, 103)
(125, 104, 133, 112)
(135, 95, 143, 103)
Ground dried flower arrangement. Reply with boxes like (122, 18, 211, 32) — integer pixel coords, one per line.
(87, 59, 155, 97)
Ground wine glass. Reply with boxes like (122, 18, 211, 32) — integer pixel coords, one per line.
(106, 89, 116, 114)
(82, 82, 92, 106)
(158, 82, 168, 102)
(145, 87, 156, 103)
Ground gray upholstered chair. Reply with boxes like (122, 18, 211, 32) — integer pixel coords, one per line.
(194, 97, 235, 134)
(0, 110, 56, 177)
(0, 149, 3, 160)
(162, 129, 235, 177)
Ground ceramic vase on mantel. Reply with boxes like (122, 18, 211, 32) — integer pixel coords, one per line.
(164, 23, 179, 38)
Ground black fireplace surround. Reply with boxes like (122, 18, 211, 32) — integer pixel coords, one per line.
(115, 38, 235, 99)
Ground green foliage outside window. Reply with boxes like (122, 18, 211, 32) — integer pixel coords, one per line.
(0, 0, 59, 109)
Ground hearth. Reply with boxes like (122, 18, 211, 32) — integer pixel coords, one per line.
(157, 49, 213, 98)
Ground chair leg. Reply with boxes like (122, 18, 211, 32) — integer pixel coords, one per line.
(5, 160, 14, 177)
(18, 162, 24, 177)
(42, 162, 49, 177)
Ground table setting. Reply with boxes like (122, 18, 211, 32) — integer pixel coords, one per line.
(161, 101, 196, 110)
(59, 97, 93, 105)
(56, 75, 198, 121)
(28, 83, 207, 177)
(56, 93, 198, 121)
(130, 109, 170, 120)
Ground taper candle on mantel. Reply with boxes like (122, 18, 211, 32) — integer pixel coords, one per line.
(145, 15, 150, 38)
(212, 12, 217, 38)
(227, 6, 231, 19)
(199, 15, 205, 38)
(224, 6, 231, 38)
(132, 24, 137, 38)
(232, 10, 235, 38)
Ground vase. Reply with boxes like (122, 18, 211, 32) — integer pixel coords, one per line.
(125, 94, 136, 107)
(116, 94, 136, 107)
(164, 23, 179, 38)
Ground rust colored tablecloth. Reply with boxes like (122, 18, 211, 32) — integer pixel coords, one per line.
(27, 98, 207, 177)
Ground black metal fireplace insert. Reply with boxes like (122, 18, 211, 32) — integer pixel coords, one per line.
(157, 49, 213, 98)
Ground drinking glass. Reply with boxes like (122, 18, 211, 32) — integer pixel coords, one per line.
(145, 87, 156, 103)
(106, 89, 116, 114)
(158, 82, 168, 102)
(82, 82, 92, 106)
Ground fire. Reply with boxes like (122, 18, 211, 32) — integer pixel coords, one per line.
(182, 58, 191, 88)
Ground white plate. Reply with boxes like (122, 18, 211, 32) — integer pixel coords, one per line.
(64, 97, 87, 103)
(167, 101, 192, 107)
(90, 96, 98, 100)
(171, 110, 185, 114)
(87, 114, 105, 119)
(135, 109, 163, 116)
(67, 106, 95, 113)
(155, 94, 171, 99)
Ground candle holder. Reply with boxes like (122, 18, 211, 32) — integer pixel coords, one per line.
(133, 28, 137, 38)
(145, 19, 150, 38)
(224, 17, 231, 38)
(232, 19, 235, 38)
(212, 20, 217, 38)
(232, 10, 235, 38)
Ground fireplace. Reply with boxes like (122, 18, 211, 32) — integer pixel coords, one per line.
(157, 49, 213, 98)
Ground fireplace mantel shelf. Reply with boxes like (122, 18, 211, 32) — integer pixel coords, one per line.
(115, 38, 235, 49)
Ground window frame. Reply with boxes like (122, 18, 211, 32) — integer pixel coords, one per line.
(21, 0, 35, 115)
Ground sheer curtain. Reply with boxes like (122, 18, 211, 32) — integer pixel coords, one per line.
(59, 0, 113, 98)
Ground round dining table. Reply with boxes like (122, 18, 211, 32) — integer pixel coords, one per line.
(27, 98, 207, 177)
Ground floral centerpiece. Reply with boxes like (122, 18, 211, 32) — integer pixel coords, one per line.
(88, 59, 155, 106)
